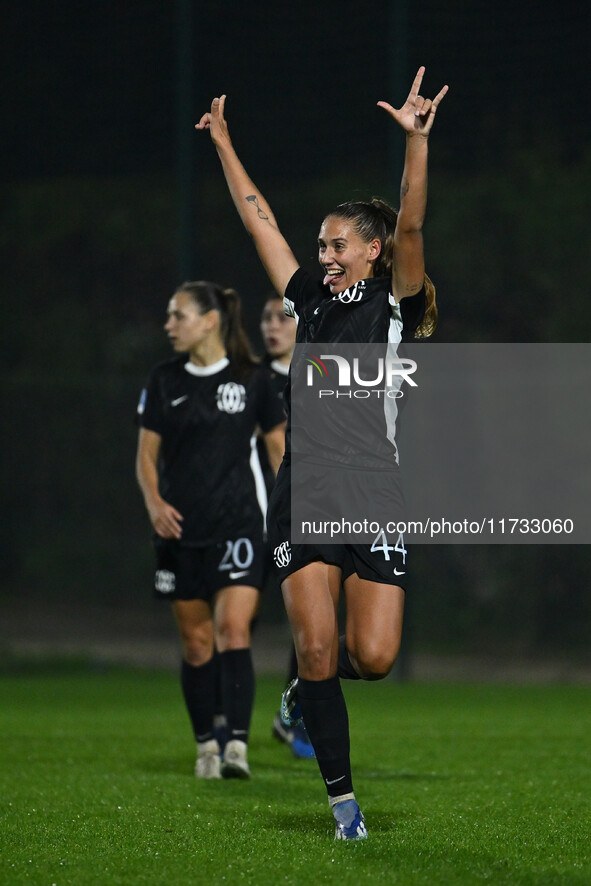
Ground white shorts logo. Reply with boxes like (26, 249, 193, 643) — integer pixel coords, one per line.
(273, 541, 292, 568)
(217, 382, 246, 414)
(155, 569, 176, 594)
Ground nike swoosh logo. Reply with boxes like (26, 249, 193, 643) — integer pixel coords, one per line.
(229, 570, 249, 580)
(393, 568, 406, 576)
(171, 395, 188, 407)
(326, 775, 346, 785)
(313, 306, 321, 315)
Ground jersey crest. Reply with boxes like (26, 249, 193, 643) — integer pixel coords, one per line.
(216, 382, 246, 414)
(331, 281, 366, 303)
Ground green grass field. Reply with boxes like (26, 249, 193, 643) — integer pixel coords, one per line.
(1, 667, 589, 885)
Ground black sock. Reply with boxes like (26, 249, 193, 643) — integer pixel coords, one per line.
(180, 658, 216, 744)
(213, 649, 224, 717)
(297, 676, 354, 798)
(337, 635, 361, 680)
(220, 648, 255, 743)
(286, 643, 298, 686)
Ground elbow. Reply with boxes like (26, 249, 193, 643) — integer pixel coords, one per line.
(396, 216, 424, 236)
(135, 464, 145, 492)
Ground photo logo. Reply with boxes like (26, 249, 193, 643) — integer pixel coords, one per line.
(305, 353, 418, 397)
(305, 355, 329, 379)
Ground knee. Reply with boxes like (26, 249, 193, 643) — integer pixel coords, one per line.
(216, 619, 250, 651)
(353, 642, 399, 681)
(296, 636, 333, 680)
(181, 639, 212, 668)
(178, 628, 213, 667)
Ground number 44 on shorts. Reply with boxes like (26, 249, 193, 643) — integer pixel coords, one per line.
(370, 530, 406, 575)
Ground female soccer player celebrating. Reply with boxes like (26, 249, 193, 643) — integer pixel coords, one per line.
(136, 281, 286, 779)
(197, 67, 448, 838)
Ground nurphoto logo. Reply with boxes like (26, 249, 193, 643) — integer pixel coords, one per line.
(304, 353, 418, 399)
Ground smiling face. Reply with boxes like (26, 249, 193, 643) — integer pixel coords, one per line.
(317, 216, 381, 294)
(260, 297, 296, 361)
(164, 290, 217, 353)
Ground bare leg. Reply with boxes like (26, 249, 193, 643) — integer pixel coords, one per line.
(343, 575, 405, 679)
(281, 561, 341, 679)
(172, 598, 214, 666)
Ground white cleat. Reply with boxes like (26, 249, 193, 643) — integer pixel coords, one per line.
(333, 799, 368, 841)
(221, 739, 250, 779)
(195, 738, 221, 779)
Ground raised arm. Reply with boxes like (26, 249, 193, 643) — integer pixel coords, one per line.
(196, 96, 299, 298)
(377, 67, 448, 301)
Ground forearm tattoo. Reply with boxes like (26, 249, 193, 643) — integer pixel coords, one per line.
(400, 178, 410, 198)
(405, 281, 423, 293)
(246, 194, 269, 220)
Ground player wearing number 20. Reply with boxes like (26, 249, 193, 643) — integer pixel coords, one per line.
(136, 281, 286, 780)
(197, 66, 448, 837)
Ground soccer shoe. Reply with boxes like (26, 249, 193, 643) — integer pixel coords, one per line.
(333, 800, 368, 841)
(280, 678, 303, 728)
(195, 739, 221, 779)
(221, 739, 250, 779)
(272, 713, 316, 759)
(272, 711, 293, 745)
(290, 722, 316, 759)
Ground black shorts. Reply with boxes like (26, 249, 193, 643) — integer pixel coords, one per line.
(267, 460, 408, 589)
(153, 535, 265, 601)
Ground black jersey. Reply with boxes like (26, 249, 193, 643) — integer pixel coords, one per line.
(256, 358, 289, 499)
(282, 268, 426, 462)
(284, 268, 425, 345)
(137, 355, 285, 545)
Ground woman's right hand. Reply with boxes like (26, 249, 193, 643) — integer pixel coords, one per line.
(147, 497, 184, 540)
(195, 95, 230, 147)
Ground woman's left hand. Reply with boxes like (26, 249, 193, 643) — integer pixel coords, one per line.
(378, 66, 448, 136)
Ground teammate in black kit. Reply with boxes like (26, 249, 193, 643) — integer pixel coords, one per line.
(136, 281, 285, 780)
(259, 296, 314, 760)
(197, 67, 447, 836)
(257, 295, 295, 507)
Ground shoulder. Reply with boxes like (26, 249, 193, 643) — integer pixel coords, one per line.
(137, 356, 185, 425)
(226, 357, 262, 387)
(366, 276, 392, 298)
(243, 361, 283, 396)
(259, 357, 289, 396)
(284, 267, 324, 317)
(147, 355, 186, 380)
(245, 361, 280, 392)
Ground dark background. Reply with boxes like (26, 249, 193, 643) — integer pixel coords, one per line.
(2, 0, 590, 671)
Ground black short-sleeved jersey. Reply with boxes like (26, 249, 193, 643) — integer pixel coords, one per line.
(256, 357, 289, 498)
(283, 268, 425, 346)
(282, 268, 426, 460)
(136, 355, 285, 545)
